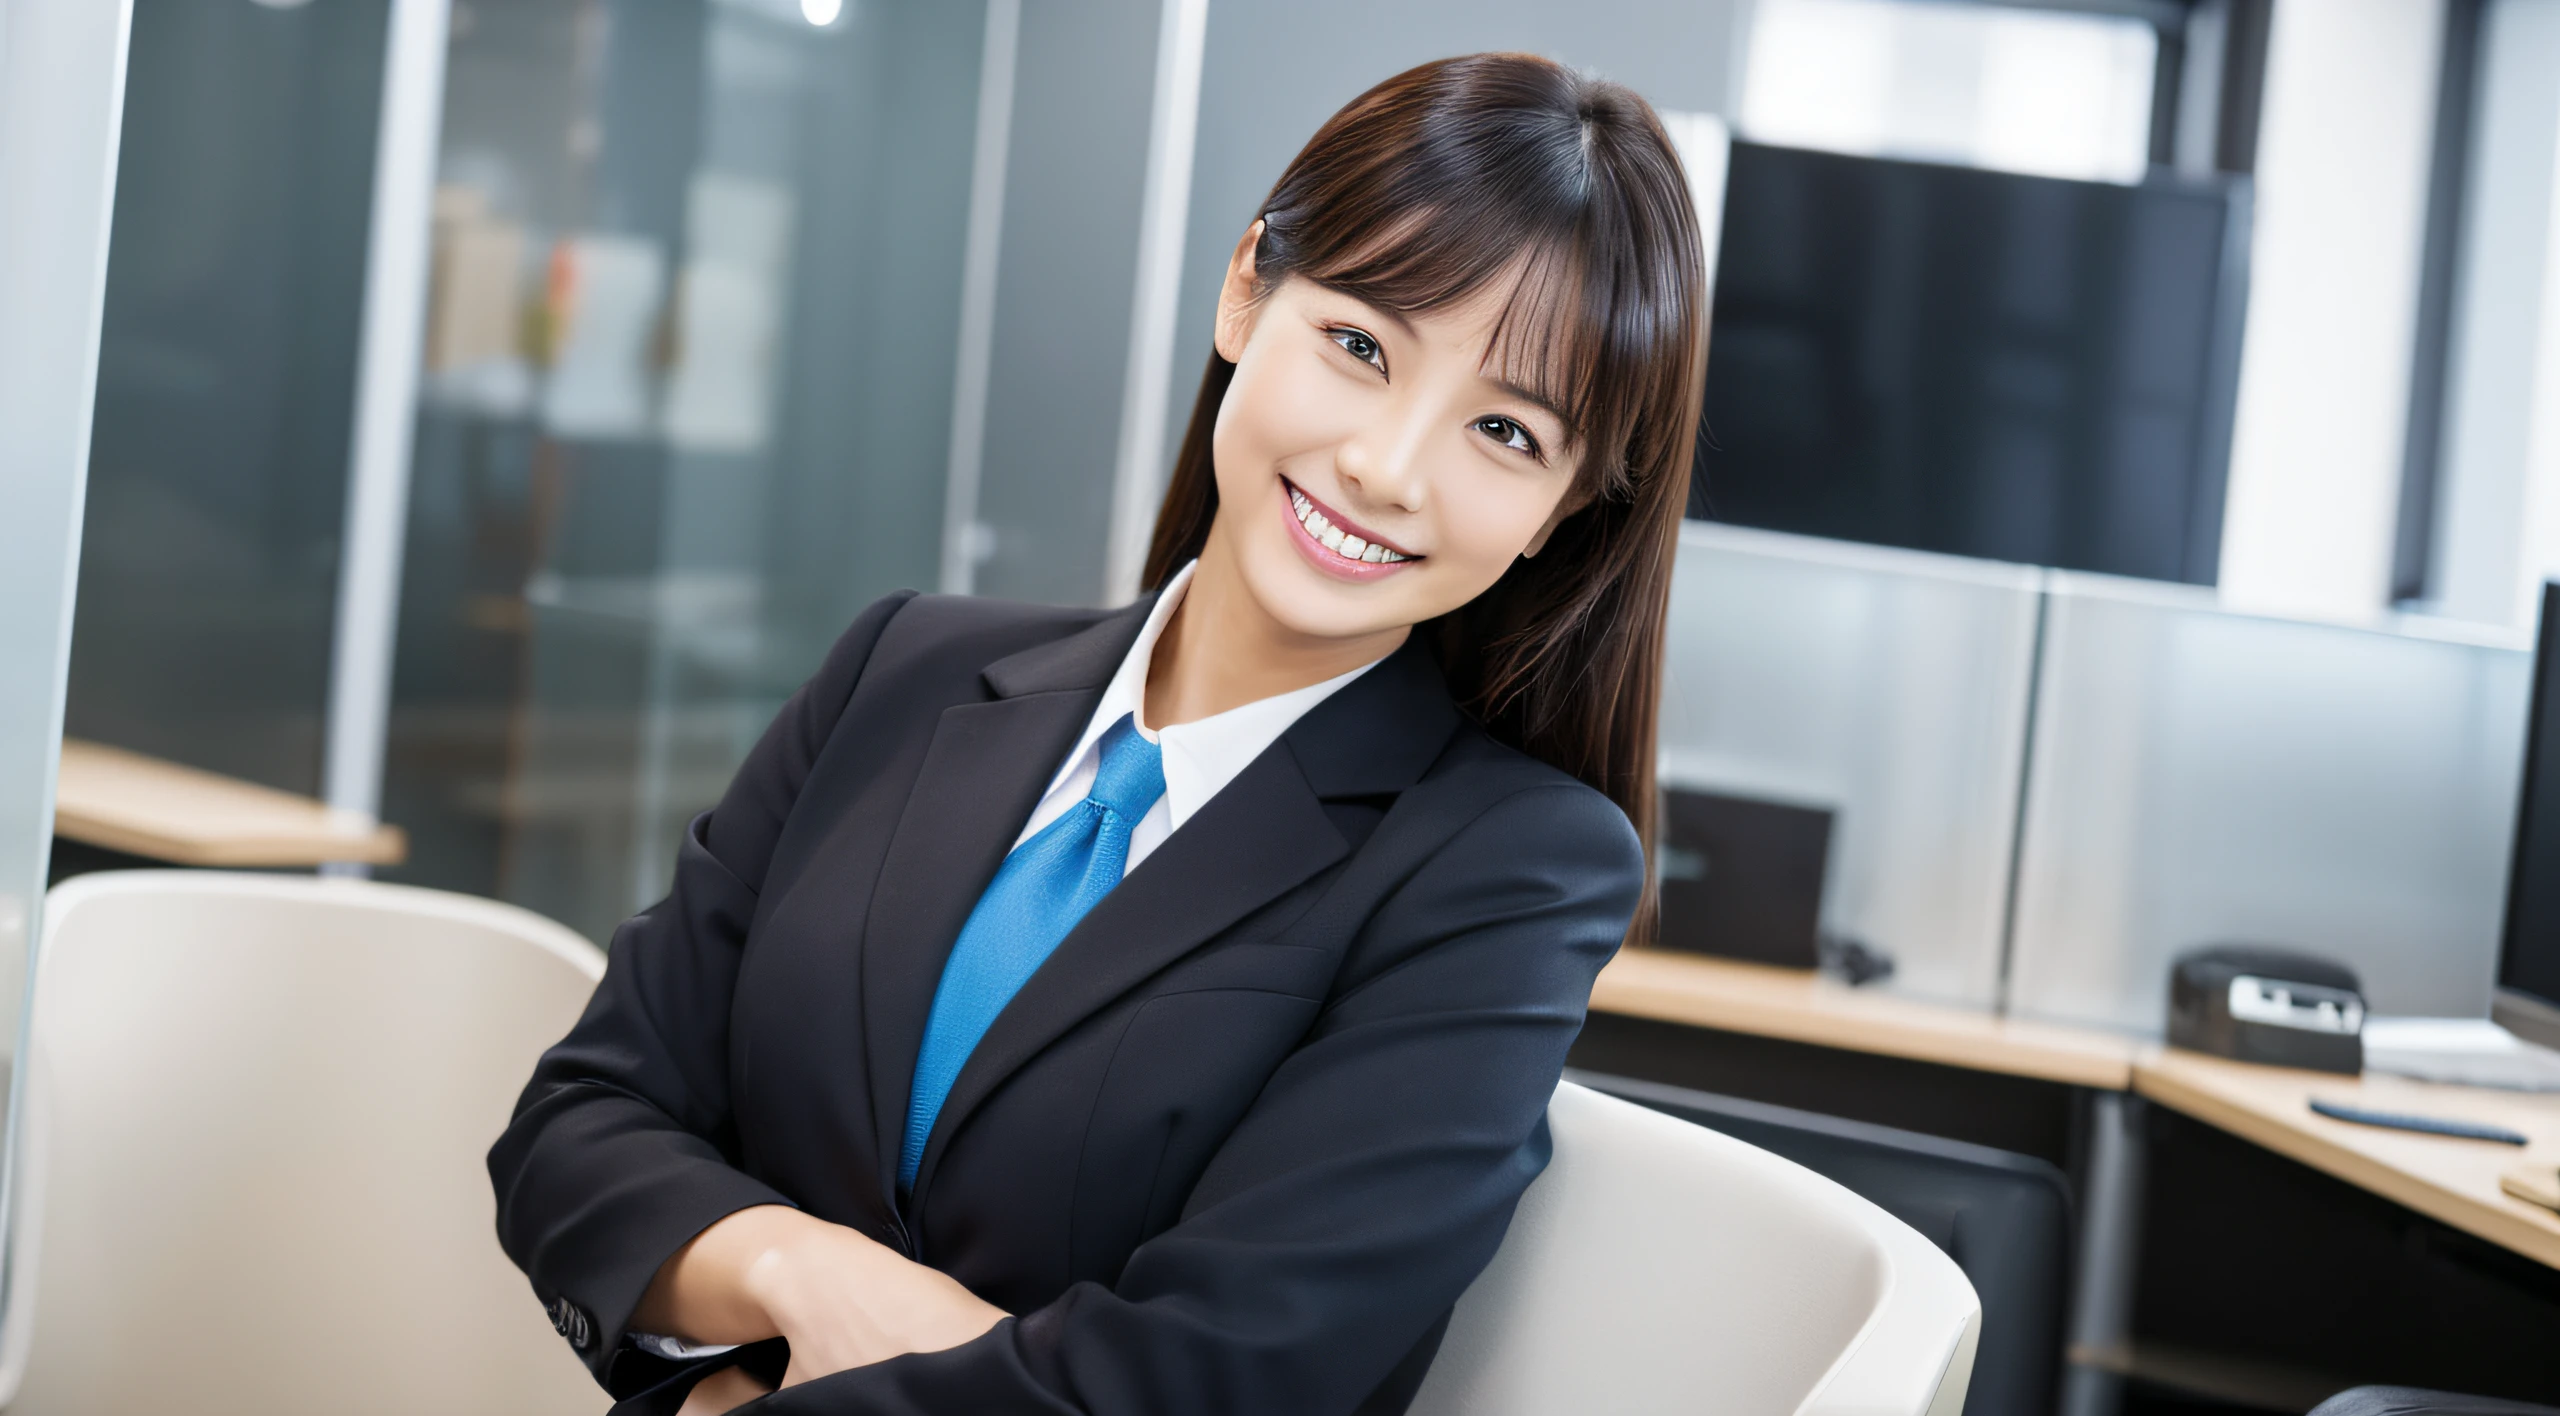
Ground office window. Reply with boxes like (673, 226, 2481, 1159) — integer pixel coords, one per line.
(1739, 0, 2158, 184)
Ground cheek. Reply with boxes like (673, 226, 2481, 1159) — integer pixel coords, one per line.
(1212, 344, 1356, 499)
(1430, 465, 1570, 576)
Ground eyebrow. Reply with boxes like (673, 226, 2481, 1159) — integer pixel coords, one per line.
(1311, 281, 1418, 339)
(1310, 281, 1574, 430)
(1489, 376, 1569, 428)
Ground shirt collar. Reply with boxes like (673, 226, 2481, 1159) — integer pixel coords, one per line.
(1041, 559, 1387, 830)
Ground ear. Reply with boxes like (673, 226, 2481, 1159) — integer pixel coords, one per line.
(1522, 482, 1596, 559)
(1212, 220, 1267, 363)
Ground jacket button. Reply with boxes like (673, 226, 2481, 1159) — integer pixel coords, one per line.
(545, 1297, 593, 1349)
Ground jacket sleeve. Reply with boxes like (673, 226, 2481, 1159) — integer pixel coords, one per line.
(488, 589, 918, 1393)
(749, 779, 1645, 1416)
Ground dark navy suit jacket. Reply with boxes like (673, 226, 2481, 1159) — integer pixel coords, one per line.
(488, 588, 1644, 1415)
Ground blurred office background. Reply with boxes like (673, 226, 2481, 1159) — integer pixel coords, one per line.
(11, 4, 2560, 1413)
(26, 0, 2560, 1003)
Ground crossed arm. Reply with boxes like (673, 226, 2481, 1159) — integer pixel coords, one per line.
(639, 1205, 1006, 1413)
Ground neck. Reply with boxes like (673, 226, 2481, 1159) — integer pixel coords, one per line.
(1143, 539, 1408, 730)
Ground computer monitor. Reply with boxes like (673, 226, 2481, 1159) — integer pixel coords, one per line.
(1691, 141, 2250, 585)
(2495, 581, 2560, 1050)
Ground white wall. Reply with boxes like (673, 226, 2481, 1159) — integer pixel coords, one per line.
(2216, 0, 2446, 618)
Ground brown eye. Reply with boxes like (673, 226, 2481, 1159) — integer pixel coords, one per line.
(1329, 327, 1384, 370)
(1475, 415, 1539, 457)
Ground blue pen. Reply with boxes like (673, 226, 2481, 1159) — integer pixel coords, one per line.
(2309, 1099, 2530, 1146)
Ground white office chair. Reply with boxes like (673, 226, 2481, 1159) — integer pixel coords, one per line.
(1409, 1079, 1982, 1416)
(0, 871, 609, 1415)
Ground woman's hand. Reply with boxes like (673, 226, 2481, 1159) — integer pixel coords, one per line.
(740, 1220, 1007, 1387)
(635, 1204, 1008, 1391)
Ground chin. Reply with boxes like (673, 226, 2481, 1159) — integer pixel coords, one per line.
(1245, 541, 1402, 638)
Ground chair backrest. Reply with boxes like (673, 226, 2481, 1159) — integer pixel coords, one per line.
(1409, 1080, 1980, 1416)
(1578, 1070, 2071, 1416)
(0, 871, 607, 1415)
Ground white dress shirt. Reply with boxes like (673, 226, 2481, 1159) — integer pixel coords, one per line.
(629, 562, 1385, 1362)
(1009, 558, 1384, 875)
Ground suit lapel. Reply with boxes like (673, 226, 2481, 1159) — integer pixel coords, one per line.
(908, 633, 1464, 1203)
(856, 601, 1151, 1205)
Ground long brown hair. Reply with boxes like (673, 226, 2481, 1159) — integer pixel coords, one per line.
(1141, 53, 1706, 938)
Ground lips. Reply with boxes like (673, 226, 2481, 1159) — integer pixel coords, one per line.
(1282, 478, 1418, 562)
(1276, 478, 1418, 583)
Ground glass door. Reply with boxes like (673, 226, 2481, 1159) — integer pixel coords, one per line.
(386, 0, 993, 938)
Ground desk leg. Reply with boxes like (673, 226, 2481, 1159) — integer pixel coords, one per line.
(2062, 1092, 2148, 1416)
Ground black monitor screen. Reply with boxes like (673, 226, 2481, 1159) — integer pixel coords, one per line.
(2501, 583, 2560, 1015)
(1694, 141, 2247, 584)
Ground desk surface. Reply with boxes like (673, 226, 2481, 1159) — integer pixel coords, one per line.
(1590, 948, 2140, 1089)
(2134, 1047, 2560, 1271)
(1588, 948, 2560, 1270)
(54, 738, 406, 868)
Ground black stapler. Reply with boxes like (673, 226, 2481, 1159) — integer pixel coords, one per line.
(2167, 945, 2365, 1074)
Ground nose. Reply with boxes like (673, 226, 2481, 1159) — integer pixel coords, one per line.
(1334, 393, 1431, 516)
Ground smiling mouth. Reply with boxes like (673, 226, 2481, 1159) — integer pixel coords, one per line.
(1283, 479, 1418, 564)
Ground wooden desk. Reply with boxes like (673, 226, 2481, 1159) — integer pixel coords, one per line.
(53, 738, 406, 868)
(1589, 949, 2560, 1406)
(2134, 1047, 2560, 1271)
(1591, 949, 2560, 1272)
(1592, 947, 2139, 1090)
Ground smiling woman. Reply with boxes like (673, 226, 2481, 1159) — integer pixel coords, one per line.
(1147, 54, 1708, 884)
(489, 51, 1709, 1416)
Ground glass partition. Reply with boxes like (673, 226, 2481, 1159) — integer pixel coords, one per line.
(0, 0, 134, 1355)
(383, 0, 992, 939)
(2007, 575, 2532, 1033)
(1658, 523, 2042, 1006)
(62, 0, 391, 796)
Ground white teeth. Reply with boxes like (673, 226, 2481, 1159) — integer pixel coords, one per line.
(1287, 483, 1410, 563)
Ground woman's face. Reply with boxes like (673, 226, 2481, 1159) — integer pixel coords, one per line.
(1203, 226, 1588, 645)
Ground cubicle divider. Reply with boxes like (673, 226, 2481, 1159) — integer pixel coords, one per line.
(1658, 522, 2042, 1009)
(2005, 573, 2532, 1033)
(1664, 524, 2536, 1034)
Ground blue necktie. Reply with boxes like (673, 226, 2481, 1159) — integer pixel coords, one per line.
(901, 714, 1165, 1191)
